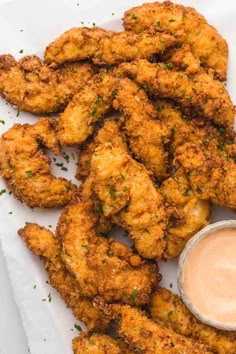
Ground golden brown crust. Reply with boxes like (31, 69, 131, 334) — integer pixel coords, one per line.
(118, 60, 235, 130)
(18, 223, 109, 331)
(123, 0, 228, 81)
(0, 54, 95, 114)
(161, 168, 211, 259)
(150, 288, 236, 354)
(58, 197, 159, 305)
(72, 333, 134, 354)
(44, 27, 177, 66)
(90, 139, 168, 259)
(96, 301, 213, 353)
(0, 118, 77, 208)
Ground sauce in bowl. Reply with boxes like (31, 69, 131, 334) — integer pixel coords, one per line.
(178, 221, 236, 330)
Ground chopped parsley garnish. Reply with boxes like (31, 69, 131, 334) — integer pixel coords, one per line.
(120, 173, 125, 180)
(169, 283, 173, 288)
(96, 94, 103, 104)
(154, 213, 158, 219)
(74, 324, 82, 332)
(117, 193, 123, 198)
(123, 186, 127, 192)
(166, 63, 173, 70)
(33, 285, 37, 289)
(89, 108, 97, 117)
(142, 83, 148, 92)
(143, 228, 150, 233)
(160, 39, 165, 44)
(131, 14, 137, 20)
(82, 245, 90, 252)
(19, 49, 24, 54)
(0, 120, 5, 124)
(65, 184, 72, 191)
(135, 344, 144, 350)
(168, 310, 173, 316)
(169, 19, 176, 22)
(111, 90, 118, 97)
(25, 170, 32, 177)
(131, 289, 138, 300)
(156, 21, 160, 27)
(220, 144, 226, 151)
(183, 188, 191, 197)
(89, 340, 95, 345)
(48, 293, 52, 303)
(108, 185, 115, 199)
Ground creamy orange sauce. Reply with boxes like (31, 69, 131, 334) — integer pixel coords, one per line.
(184, 228, 236, 323)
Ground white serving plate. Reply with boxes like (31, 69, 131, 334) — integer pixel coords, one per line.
(0, 0, 235, 353)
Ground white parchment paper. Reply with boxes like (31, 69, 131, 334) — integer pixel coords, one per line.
(0, 0, 235, 353)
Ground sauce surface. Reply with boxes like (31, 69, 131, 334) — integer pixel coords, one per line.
(184, 228, 236, 323)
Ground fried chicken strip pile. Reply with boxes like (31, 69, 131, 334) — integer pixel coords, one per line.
(89, 138, 168, 259)
(119, 60, 235, 129)
(73, 333, 134, 354)
(0, 118, 77, 208)
(160, 168, 211, 259)
(58, 196, 159, 304)
(44, 27, 177, 66)
(123, 0, 228, 81)
(96, 300, 213, 353)
(0, 55, 95, 114)
(18, 223, 109, 331)
(150, 288, 236, 354)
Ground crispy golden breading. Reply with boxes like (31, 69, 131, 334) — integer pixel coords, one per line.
(90, 140, 168, 259)
(163, 44, 201, 75)
(113, 78, 170, 180)
(150, 288, 236, 354)
(0, 118, 77, 208)
(175, 142, 236, 209)
(18, 223, 109, 331)
(123, 1, 228, 81)
(44, 27, 177, 66)
(58, 197, 159, 304)
(73, 333, 134, 354)
(76, 118, 125, 181)
(58, 71, 116, 146)
(96, 301, 213, 354)
(118, 60, 235, 129)
(160, 169, 211, 259)
(0, 54, 95, 114)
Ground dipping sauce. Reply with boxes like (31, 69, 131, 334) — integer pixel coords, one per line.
(183, 228, 236, 324)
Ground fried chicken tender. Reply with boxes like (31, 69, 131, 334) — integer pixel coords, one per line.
(18, 223, 109, 331)
(150, 288, 236, 354)
(123, 1, 228, 81)
(44, 27, 177, 66)
(119, 60, 235, 129)
(90, 139, 168, 259)
(0, 54, 95, 114)
(58, 71, 116, 146)
(58, 197, 159, 304)
(96, 300, 213, 353)
(175, 142, 236, 209)
(161, 168, 211, 259)
(113, 78, 170, 180)
(73, 333, 134, 354)
(0, 118, 77, 208)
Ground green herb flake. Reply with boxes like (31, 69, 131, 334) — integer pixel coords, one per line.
(169, 19, 176, 22)
(135, 344, 144, 350)
(131, 289, 138, 300)
(168, 310, 173, 316)
(108, 185, 115, 199)
(65, 184, 72, 191)
(74, 324, 82, 332)
(120, 173, 125, 180)
(169, 283, 173, 288)
(82, 245, 90, 252)
(160, 39, 165, 44)
(111, 90, 118, 97)
(154, 213, 158, 219)
(33, 285, 37, 289)
(220, 144, 226, 151)
(0, 120, 5, 125)
(166, 63, 173, 70)
(48, 225, 52, 228)
(162, 192, 166, 198)
(187, 97, 192, 102)
(48, 293, 52, 303)
(183, 188, 191, 197)
(19, 49, 24, 54)
(89, 339, 95, 345)
(101, 259, 106, 264)
(92, 22, 96, 27)
(156, 21, 160, 27)
(171, 127, 175, 134)
(61, 166, 68, 172)
(117, 193, 123, 198)
(131, 14, 137, 20)
(123, 186, 127, 192)
(143, 228, 150, 234)
(96, 94, 102, 104)
(89, 107, 97, 117)
(142, 83, 148, 92)
(25, 170, 32, 177)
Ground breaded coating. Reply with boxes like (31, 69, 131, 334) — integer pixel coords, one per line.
(123, 1, 228, 81)
(18, 223, 109, 331)
(0, 118, 76, 208)
(161, 169, 211, 259)
(175, 142, 236, 209)
(73, 333, 134, 354)
(154, 99, 236, 160)
(113, 78, 170, 180)
(0, 54, 95, 114)
(150, 288, 236, 354)
(119, 60, 235, 129)
(90, 140, 168, 259)
(58, 71, 116, 146)
(76, 118, 125, 181)
(163, 44, 201, 75)
(45, 27, 177, 66)
(58, 197, 159, 304)
(96, 301, 213, 353)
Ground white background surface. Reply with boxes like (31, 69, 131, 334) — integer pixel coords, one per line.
(0, 0, 235, 353)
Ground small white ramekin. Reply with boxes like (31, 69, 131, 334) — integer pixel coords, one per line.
(178, 220, 236, 331)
